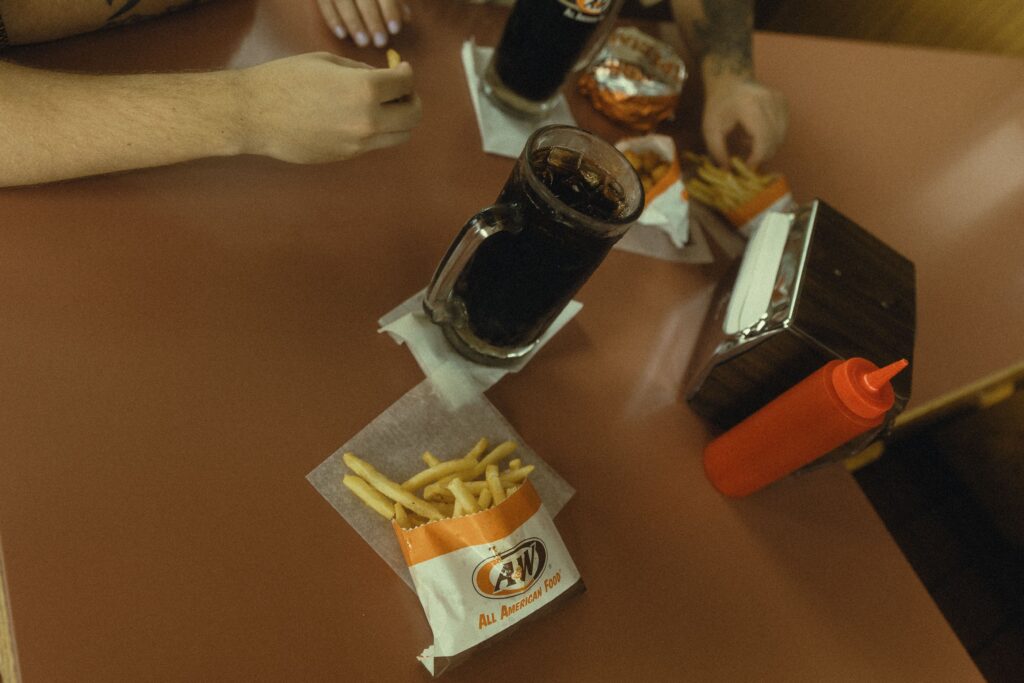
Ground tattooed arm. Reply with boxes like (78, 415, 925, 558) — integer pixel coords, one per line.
(671, 0, 786, 167)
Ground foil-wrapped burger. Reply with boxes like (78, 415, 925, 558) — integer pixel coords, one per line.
(578, 27, 686, 132)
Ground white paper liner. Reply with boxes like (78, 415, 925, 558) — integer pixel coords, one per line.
(638, 178, 689, 247)
(461, 39, 577, 159)
(306, 378, 576, 590)
(616, 218, 713, 263)
(378, 289, 583, 407)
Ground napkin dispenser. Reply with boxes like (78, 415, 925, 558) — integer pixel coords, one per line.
(684, 200, 915, 450)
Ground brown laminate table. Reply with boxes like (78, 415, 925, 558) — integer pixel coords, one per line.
(3, 1, 1017, 680)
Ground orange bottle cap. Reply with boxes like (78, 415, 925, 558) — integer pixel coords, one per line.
(831, 358, 908, 420)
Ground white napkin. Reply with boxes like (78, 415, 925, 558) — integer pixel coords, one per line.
(724, 211, 793, 334)
(306, 378, 576, 590)
(638, 178, 689, 248)
(615, 218, 714, 264)
(461, 39, 577, 158)
(379, 289, 583, 407)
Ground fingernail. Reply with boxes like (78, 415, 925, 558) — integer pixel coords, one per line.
(333, 25, 347, 40)
(387, 20, 401, 35)
(373, 32, 387, 48)
(354, 31, 369, 47)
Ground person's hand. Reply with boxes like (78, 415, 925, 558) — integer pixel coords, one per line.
(316, 0, 411, 48)
(237, 53, 422, 164)
(702, 73, 787, 169)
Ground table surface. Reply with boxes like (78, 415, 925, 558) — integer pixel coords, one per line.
(3, 0, 1016, 679)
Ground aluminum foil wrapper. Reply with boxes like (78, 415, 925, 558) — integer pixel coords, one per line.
(578, 27, 686, 132)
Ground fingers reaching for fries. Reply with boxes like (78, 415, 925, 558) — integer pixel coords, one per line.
(342, 439, 529, 529)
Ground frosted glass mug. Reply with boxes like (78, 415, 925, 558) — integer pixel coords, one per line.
(423, 125, 644, 365)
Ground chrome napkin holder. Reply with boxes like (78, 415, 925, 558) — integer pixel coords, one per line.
(684, 199, 916, 457)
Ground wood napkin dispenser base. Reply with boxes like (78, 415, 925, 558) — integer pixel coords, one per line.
(684, 200, 916, 434)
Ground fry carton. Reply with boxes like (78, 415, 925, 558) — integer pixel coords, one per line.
(307, 380, 583, 675)
(683, 152, 794, 238)
(396, 480, 583, 676)
(616, 134, 689, 248)
(722, 176, 793, 238)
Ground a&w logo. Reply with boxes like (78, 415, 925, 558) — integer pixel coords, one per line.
(472, 538, 547, 599)
(557, 0, 611, 17)
(575, 0, 611, 15)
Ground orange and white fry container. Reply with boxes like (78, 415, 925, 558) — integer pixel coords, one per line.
(394, 481, 583, 676)
(615, 134, 690, 248)
(723, 176, 793, 237)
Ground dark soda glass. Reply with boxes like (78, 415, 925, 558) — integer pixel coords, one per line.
(494, 0, 607, 102)
(424, 126, 644, 365)
(483, 0, 616, 116)
(452, 147, 627, 349)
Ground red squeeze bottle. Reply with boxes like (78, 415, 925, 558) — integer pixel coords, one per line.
(703, 357, 908, 497)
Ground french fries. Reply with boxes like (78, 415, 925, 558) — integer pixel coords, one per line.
(386, 48, 401, 69)
(342, 452, 444, 521)
(343, 474, 395, 519)
(394, 502, 409, 527)
(683, 152, 780, 213)
(342, 439, 533, 529)
(485, 464, 505, 505)
(448, 479, 480, 514)
(468, 441, 516, 478)
(401, 454, 476, 492)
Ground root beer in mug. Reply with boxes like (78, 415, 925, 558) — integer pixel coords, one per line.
(424, 125, 644, 365)
(482, 0, 621, 117)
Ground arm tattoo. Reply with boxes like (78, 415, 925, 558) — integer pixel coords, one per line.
(105, 0, 209, 28)
(692, 0, 753, 77)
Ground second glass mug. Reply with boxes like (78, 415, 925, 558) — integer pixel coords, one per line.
(481, 0, 625, 117)
(423, 125, 645, 365)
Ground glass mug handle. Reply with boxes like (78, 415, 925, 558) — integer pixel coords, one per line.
(423, 204, 519, 324)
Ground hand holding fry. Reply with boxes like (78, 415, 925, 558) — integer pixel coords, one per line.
(238, 53, 421, 163)
(702, 75, 787, 168)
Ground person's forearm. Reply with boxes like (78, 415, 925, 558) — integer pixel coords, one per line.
(0, 61, 245, 186)
(0, 0, 210, 45)
(671, 0, 754, 83)
(672, 0, 786, 166)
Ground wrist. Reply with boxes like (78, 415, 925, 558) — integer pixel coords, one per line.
(701, 56, 753, 93)
(215, 68, 257, 157)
